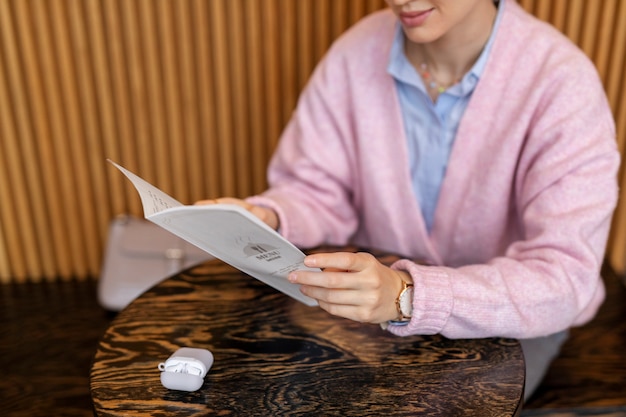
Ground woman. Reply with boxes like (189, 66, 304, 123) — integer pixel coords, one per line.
(200, 0, 619, 399)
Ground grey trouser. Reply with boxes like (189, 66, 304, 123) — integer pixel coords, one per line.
(520, 330, 569, 402)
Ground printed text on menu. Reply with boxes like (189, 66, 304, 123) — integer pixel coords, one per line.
(147, 189, 175, 214)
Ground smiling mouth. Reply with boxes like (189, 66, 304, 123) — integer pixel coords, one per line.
(401, 9, 431, 18)
(399, 8, 434, 27)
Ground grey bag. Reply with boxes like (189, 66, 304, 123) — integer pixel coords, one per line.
(98, 214, 213, 311)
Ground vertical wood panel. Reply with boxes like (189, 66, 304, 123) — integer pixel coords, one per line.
(72, 0, 106, 276)
(136, 0, 164, 189)
(227, 0, 252, 197)
(210, 0, 236, 197)
(296, 0, 314, 91)
(190, 0, 220, 197)
(244, 0, 268, 193)
(33, 0, 81, 278)
(176, 0, 204, 200)
(2, 0, 626, 282)
(101, 0, 139, 215)
(0, 16, 29, 279)
(593, 0, 618, 84)
(0, 64, 21, 280)
(120, 0, 145, 210)
(608, 2, 626, 272)
(1, 0, 56, 280)
(260, 0, 282, 156)
(278, 0, 297, 126)
(158, 0, 181, 195)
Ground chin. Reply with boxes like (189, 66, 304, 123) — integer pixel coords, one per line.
(402, 27, 442, 45)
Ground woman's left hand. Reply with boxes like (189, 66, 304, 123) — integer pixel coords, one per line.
(288, 251, 412, 324)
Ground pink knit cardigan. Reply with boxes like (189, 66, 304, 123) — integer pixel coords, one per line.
(248, 0, 620, 339)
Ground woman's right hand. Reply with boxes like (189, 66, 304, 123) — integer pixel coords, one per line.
(194, 197, 280, 230)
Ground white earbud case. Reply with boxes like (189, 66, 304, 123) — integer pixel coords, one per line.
(158, 347, 214, 392)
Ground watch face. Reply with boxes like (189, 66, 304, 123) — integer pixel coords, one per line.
(400, 287, 413, 318)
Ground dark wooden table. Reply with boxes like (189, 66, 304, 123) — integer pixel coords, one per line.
(90, 250, 525, 416)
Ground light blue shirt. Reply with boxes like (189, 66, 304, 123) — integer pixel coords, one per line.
(387, 3, 504, 232)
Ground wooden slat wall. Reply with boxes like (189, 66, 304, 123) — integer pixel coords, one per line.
(1, 0, 625, 283)
(0, 0, 387, 283)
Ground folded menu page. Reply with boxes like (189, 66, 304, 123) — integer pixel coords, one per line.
(108, 160, 319, 306)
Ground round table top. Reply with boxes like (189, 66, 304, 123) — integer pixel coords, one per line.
(90, 253, 525, 416)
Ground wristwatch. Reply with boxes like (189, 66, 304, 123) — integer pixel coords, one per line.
(392, 279, 414, 324)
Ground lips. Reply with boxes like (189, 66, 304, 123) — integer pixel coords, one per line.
(399, 8, 433, 27)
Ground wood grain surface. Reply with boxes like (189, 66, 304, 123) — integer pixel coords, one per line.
(90, 250, 524, 416)
(1, 257, 622, 416)
(0, 278, 112, 417)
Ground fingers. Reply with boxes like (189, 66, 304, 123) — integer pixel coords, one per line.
(194, 199, 219, 205)
(289, 267, 357, 290)
(303, 251, 377, 272)
(194, 197, 279, 230)
(288, 252, 379, 290)
(195, 197, 255, 209)
(214, 197, 254, 210)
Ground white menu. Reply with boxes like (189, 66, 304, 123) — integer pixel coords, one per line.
(108, 160, 318, 306)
